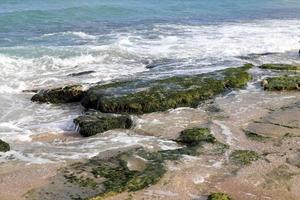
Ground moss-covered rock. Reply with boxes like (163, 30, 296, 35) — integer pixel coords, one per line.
(82, 64, 252, 114)
(31, 84, 84, 104)
(262, 76, 300, 91)
(207, 192, 233, 200)
(230, 150, 261, 166)
(74, 112, 132, 137)
(177, 127, 216, 146)
(0, 139, 10, 152)
(260, 64, 300, 71)
(61, 148, 168, 199)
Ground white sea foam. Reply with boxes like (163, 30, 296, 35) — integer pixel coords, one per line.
(111, 20, 300, 62)
(0, 131, 180, 163)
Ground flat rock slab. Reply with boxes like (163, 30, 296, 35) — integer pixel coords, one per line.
(134, 108, 208, 140)
(245, 102, 300, 138)
(259, 109, 300, 129)
(246, 123, 300, 138)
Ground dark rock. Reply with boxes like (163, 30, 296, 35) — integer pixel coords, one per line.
(0, 139, 10, 152)
(31, 85, 85, 104)
(68, 71, 96, 77)
(74, 112, 132, 137)
(22, 89, 38, 93)
(82, 64, 253, 114)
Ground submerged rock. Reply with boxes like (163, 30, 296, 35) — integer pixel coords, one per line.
(207, 192, 234, 200)
(31, 85, 85, 104)
(229, 150, 260, 166)
(82, 64, 253, 114)
(0, 139, 10, 152)
(74, 112, 132, 137)
(28, 148, 172, 200)
(260, 63, 300, 71)
(262, 76, 300, 91)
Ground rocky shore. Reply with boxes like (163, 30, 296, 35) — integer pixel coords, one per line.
(2, 62, 300, 200)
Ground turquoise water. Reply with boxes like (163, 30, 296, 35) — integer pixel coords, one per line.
(1, 0, 300, 46)
(0, 0, 300, 163)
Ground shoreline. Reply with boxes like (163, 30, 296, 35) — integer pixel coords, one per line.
(1, 62, 300, 199)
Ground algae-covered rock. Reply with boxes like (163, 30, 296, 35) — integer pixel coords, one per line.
(27, 131, 230, 199)
(31, 85, 84, 104)
(229, 150, 260, 166)
(74, 112, 132, 137)
(82, 64, 252, 114)
(262, 76, 300, 91)
(0, 139, 10, 152)
(177, 127, 216, 146)
(62, 148, 167, 199)
(260, 64, 300, 71)
(207, 192, 233, 200)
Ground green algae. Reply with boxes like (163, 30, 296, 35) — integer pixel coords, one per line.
(31, 84, 84, 104)
(0, 139, 10, 152)
(177, 127, 216, 146)
(230, 150, 261, 166)
(222, 63, 253, 88)
(207, 192, 234, 200)
(260, 64, 300, 72)
(263, 76, 300, 91)
(82, 65, 252, 114)
(74, 112, 132, 137)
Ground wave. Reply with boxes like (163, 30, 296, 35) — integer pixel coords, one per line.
(41, 31, 97, 40)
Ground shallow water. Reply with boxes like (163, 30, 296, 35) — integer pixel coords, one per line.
(1, 0, 300, 163)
